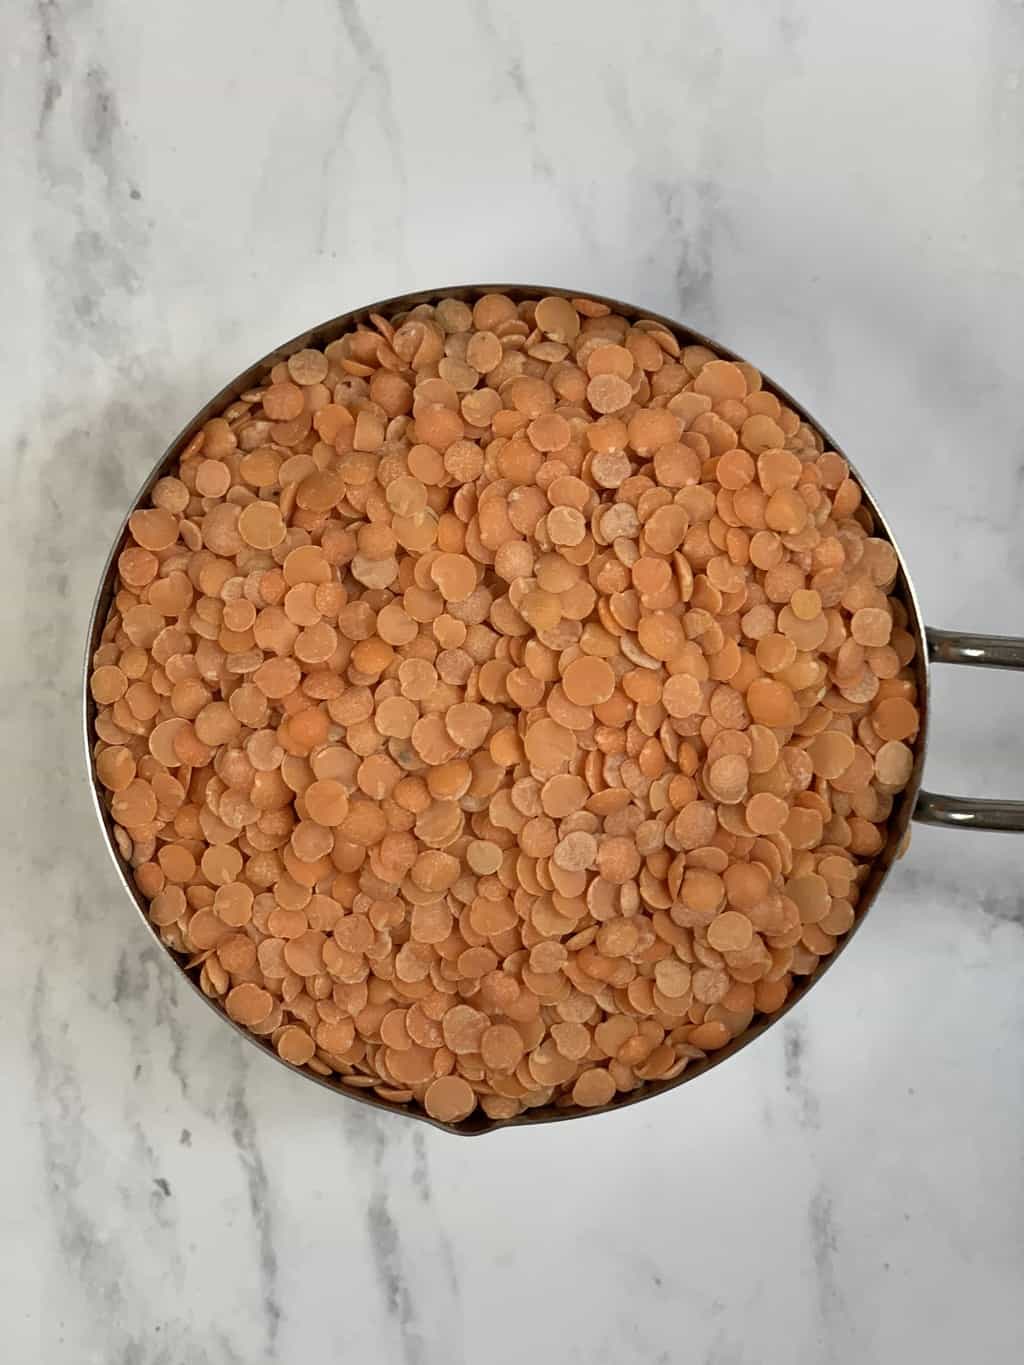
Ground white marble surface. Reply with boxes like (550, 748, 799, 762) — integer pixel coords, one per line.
(3, 1, 1023, 1361)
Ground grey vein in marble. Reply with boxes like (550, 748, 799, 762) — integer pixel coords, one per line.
(783, 1016, 821, 1129)
(808, 1185, 846, 1355)
(362, 1114, 431, 1365)
(229, 1078, 282, 1360)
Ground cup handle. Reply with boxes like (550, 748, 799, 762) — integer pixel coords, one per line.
(913, 628, 1024, 832)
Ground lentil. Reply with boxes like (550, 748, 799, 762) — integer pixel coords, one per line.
(91, 292, 920, 1124)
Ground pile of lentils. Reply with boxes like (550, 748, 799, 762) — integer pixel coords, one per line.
(89, 292, 920, 1124)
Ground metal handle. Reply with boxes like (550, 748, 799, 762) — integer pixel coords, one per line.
(913, 628, 1024, 832)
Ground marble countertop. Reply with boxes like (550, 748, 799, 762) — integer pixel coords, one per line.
(3, 1, 1023, 1361)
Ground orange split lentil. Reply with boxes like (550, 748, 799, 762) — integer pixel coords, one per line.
(90, 292, 920, 1125)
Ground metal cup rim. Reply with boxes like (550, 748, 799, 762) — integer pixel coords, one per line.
(82, 283, 930, 1135)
